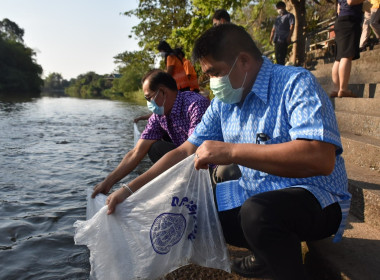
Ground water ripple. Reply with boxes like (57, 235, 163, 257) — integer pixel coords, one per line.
(0, 97, 150, 279)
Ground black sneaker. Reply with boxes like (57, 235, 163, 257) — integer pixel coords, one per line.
(231, 255, 271, 278)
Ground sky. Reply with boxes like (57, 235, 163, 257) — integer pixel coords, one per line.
(1, 0, 141, 80)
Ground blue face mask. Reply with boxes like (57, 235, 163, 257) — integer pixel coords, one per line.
(209, 57, 247, 104)
(147, 90, 165, 115)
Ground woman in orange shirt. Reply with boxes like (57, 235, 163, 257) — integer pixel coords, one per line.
(174, 48, 200, 93)
(157, 41, 190, 92)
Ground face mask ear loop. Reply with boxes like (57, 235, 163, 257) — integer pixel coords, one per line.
(161, 91, 166, 108)
(227, 56, 239, 76)
(241, 72, 248, 89)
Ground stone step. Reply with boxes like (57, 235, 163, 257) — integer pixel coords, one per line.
(313, 72, 380, 88)
(313, 46, 380, 69)
(335, 110, 380, 138)
(341, 131, 380, 172)
(312, 62, 380, 78)
(310, 46, 380, 85)
(332, 97, 380, 115)
(305, 213, 380, 280)
(345, 161, 380, 231)
(318, 83, 380, 98)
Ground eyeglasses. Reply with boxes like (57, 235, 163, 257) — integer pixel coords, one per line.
(144, 90, 160, 102)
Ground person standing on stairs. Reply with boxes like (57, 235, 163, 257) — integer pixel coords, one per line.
(359, 0, 380, 51)
(270, 1, 295, 65)
(331, 0, 365, 98)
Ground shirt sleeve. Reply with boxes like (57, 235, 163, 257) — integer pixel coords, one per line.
(289, 14, 295, 26)
(183, 60, 190, 75)
(140, 114, 164, 140)
(188, 99, 224, 147)
(166, 55, 176, 67)
(186, 97, 210, 137)
(285, 71, 342, 154)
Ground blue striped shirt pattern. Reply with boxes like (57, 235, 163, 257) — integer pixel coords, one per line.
(188, 57, 351, 242)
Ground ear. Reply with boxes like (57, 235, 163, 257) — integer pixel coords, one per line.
(239, 52, 253, 71)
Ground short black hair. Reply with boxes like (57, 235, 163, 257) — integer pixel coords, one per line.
(192, 23, 262, 64)
(276, 1, 286, 8)
(141, 69, 177, 91)
(157, 40, 173, 53)
(173, 47, 185, 59)
(212, 9, 230, 22)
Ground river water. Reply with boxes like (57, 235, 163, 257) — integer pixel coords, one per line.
(0, 97, 151, 279)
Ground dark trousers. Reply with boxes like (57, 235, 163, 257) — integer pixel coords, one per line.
(275, 41, 289, 65)
(147, 140, 176, 163)
(218, 188, 341, 280)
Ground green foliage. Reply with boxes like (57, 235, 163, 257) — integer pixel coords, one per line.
(233, 0, 278, 54)
(64, 72, 113, 99)
(124, 0, 193, 51)
(304, 1, 336, 41)
(63, 0, 338, 100)
(43, 72, 70, 96)
(0, 24, 43, 97)
(123, 0, 338, 67)
(0, 18, 24, 43)
(112, 50, 154, 93)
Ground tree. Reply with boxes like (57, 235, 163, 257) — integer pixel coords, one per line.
(233, 0, 278, 55)
(0, 18, 24, 43)
(122, 0, 248, 89)
(124, 0, 192, 51)
(111, 50, 154, 95)
(0, 35, 43, 96)
(0, 18, 43, 96)
(43, 72, 70, 95)
(123, 0, 336, 73)
(284, 0, 335, 66)
(64, 72, 113, 99)
(44, 73, 63, 89)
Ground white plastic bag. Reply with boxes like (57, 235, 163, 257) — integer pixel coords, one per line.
(133, 123, 141, 147)
(74, 155, 230, 280)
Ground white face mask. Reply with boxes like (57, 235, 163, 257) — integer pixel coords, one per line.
(277, 9, 284, 15)
(209, 57, 247, 104)
(159, 52, 166, 58)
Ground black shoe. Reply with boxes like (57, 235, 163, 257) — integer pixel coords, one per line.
(231, 255, 271, 278)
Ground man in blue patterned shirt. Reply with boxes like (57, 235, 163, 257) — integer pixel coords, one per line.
(106, 24, 350, 280)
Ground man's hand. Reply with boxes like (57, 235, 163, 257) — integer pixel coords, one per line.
(92, 181, 113, 198)
(134, 113, 152, 123)
(106, 187, 130, 215)
(133, 116, 143, 123)
(194, 140, 233, 170)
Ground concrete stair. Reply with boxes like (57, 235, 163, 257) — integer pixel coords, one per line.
(311, 45, 380, 98)
(305, 47, 380, 280)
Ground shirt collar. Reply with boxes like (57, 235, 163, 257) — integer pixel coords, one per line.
(250, 56, 273, 104)
(168, 91, 182, 117)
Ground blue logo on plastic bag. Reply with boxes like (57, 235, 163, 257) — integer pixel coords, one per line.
(150, 213, 186, 254)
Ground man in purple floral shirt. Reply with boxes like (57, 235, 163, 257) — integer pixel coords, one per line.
(92, 69, 209, 198)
